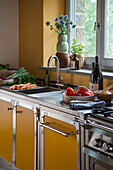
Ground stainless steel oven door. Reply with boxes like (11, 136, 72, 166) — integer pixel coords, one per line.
(89, 157, 113, 170)
(75, 115, 113, 170)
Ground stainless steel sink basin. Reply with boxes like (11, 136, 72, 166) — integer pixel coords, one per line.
(18, 86, 62, 94)
(28, 90, 63, 98)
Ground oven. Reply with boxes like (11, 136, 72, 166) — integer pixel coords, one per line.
(75, 107, 113, 170)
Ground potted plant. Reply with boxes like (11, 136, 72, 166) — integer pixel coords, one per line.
(70, 38, 85, 69)
(46, 15, 76, 68)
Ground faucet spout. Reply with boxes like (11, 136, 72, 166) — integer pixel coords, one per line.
(47, 55, 60, 84)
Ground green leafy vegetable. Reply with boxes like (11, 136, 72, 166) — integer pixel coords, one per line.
(6, 67, 29, 79)
(18, 75, 37, 85)
(6, 67, 38, 85)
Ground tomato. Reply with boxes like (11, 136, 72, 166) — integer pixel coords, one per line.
(77, 86, 94, 96)
(82, 92, 92, 96)
(86, 89, 94, 95)
(65, 87, 75, 96)
(77, 86, 87, 94)
(74, 91, 82, 96)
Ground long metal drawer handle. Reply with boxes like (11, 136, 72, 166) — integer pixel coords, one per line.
(89, 121, 113, 133)
(75, 117, 113, 133)
(40, 122, 74, 137)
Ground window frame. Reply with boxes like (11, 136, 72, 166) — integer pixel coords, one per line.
(67, 0, 113, 71)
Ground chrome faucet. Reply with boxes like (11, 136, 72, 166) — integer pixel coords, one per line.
(47, 55, 60, 84)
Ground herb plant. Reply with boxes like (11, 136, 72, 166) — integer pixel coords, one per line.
(46, 14, 76, 35)
(70, 38, 85, 55)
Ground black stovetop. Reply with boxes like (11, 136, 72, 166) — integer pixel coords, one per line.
(91, 106, 113, 122)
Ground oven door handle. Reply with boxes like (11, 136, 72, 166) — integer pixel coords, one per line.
(75, 117, 113, 133)
(39, 122, 74, 137)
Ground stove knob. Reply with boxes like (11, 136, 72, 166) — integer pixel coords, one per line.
(102, 142, 108, 152)
(109, 147, 113, 152)
(108, 143, 113, 152)
(92, 138, 101, 147)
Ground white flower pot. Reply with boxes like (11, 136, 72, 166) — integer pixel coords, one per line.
(57, 35, 68, 53)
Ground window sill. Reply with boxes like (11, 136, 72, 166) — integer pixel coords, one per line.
(40, 66, 113, 80)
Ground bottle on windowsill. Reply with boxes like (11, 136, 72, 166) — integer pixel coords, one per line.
(70, 53, 79, 70)
(89, 56, 103, 92)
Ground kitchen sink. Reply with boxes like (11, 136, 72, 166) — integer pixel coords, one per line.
(18, 86, 63, 94)
(18, 86, 64, 98)
(28, 90, 63, 98)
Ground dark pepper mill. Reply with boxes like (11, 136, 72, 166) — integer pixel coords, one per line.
(70, 53, 79, 70)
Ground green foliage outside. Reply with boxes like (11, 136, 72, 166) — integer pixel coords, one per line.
(84, 0, 113, 58)
(108, 0, 113, 57)
(84, 0, 96, 57)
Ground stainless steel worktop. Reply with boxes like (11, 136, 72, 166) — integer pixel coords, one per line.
(0, 86, 81, 117)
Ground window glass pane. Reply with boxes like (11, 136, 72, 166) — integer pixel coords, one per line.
(84, 0, 97, 56)
(107, 0, 113, 58)
(76, 0, 97, 57)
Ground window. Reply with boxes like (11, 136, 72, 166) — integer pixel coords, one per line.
(67, 0, 113, 71)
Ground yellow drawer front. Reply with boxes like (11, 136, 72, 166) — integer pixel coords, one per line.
(44, 115, 77, 170)
(0, 99, 13, 163)
(16, 105, 34, 170)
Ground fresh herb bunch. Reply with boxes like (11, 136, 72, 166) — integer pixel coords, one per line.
(46, 14, 76, 35)
(18, 75, 37, 85)
(70, 38, 85, 55)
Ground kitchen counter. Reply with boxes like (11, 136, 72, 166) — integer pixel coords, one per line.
(0, 86, 86, 117)
(1, 86, 112, 170)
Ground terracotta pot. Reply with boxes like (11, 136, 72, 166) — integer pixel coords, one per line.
(56, 35, 69, 68)
(56, 52, 70, 68)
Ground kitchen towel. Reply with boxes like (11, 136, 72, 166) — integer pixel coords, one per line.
(69, 101, 106, 110)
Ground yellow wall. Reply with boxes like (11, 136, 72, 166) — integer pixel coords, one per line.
(47, 70, 113, 89)
(43, 0, 66, 66)
(19, 0, 43, 76)
(19, 0, 65, 76)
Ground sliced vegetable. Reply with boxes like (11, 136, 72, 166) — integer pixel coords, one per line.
(9, 83, 38, 90)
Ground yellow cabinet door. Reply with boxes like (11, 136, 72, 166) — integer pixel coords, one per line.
(16, 105, 34, 170)
(0, 99, 13, 163)
(44, 115, 77, 170)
